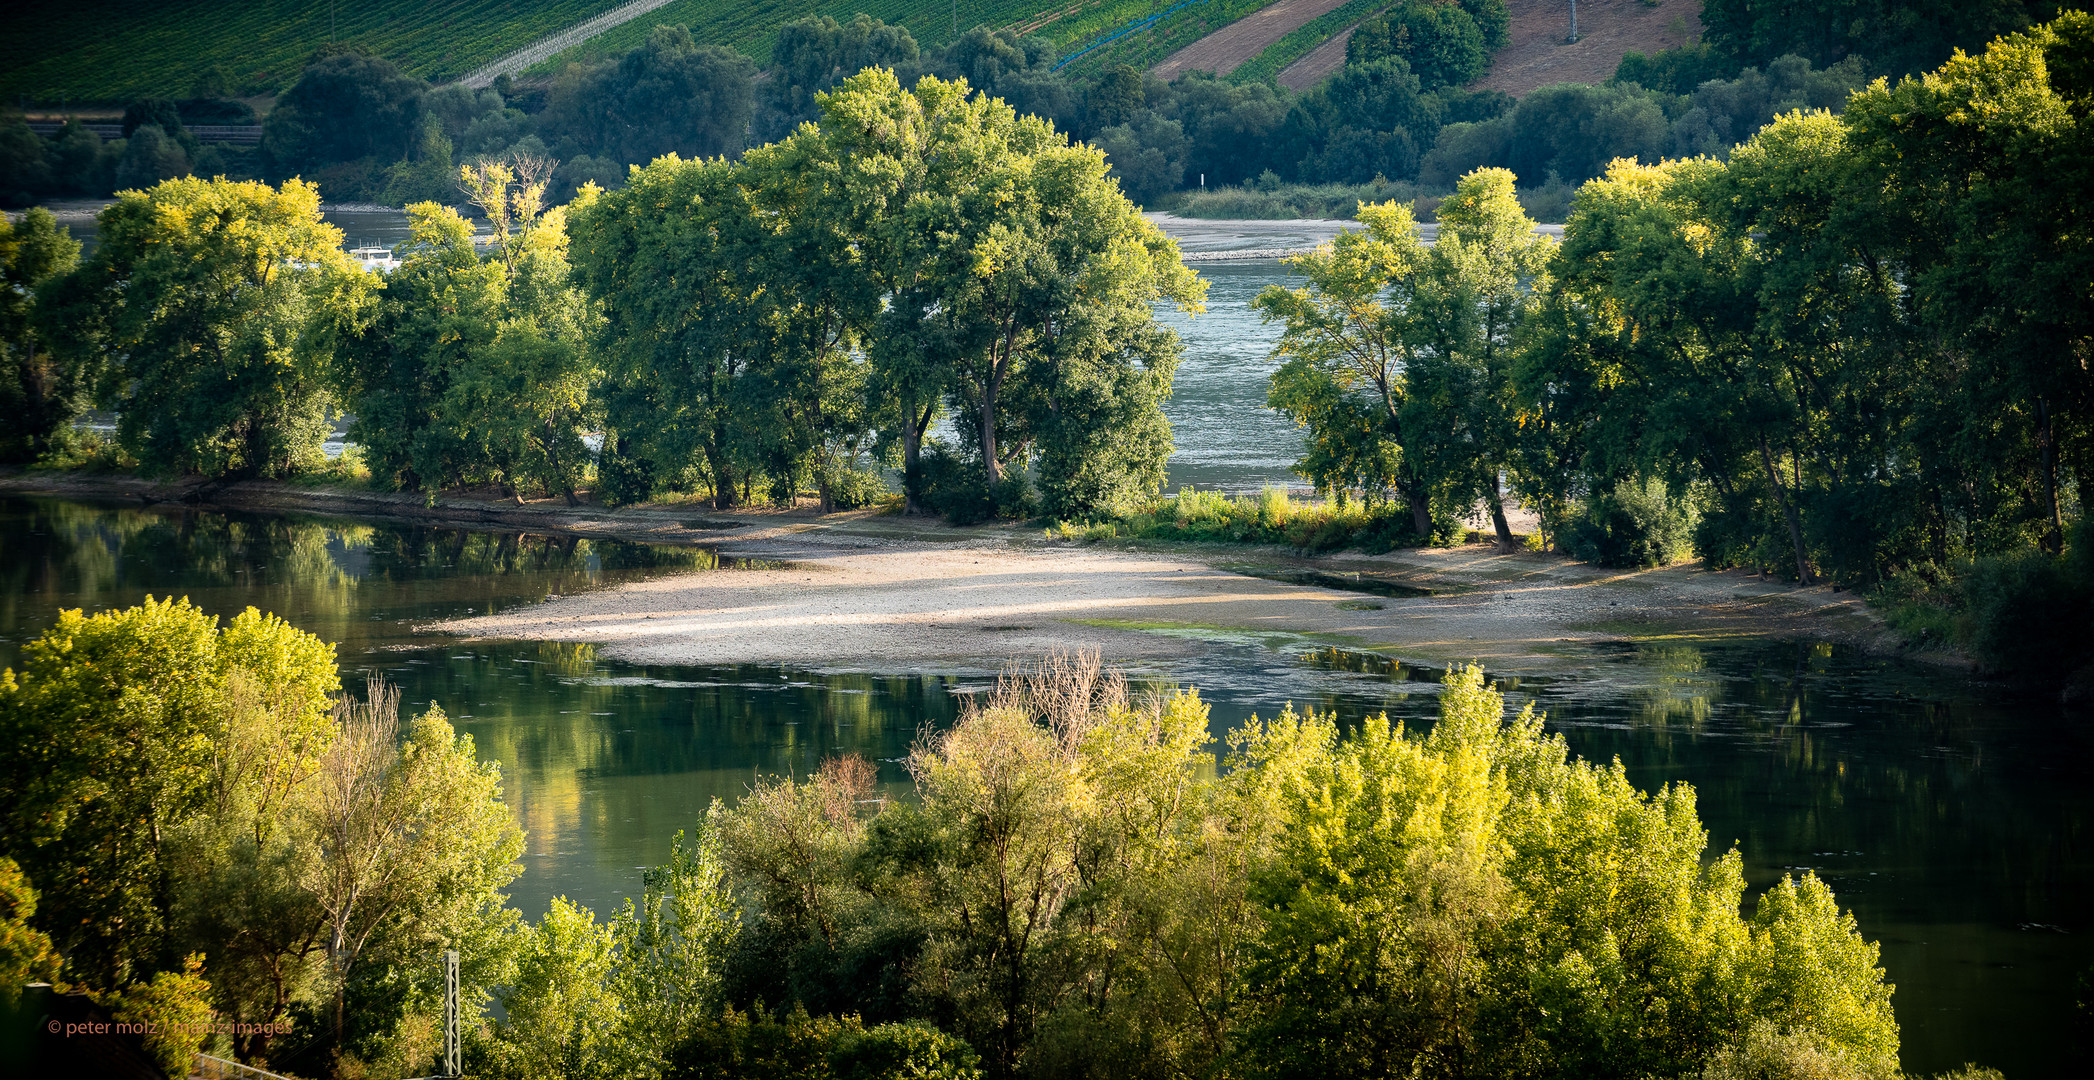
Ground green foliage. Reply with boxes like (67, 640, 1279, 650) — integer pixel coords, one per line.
(51, 176, 372, 480)
(575, 68, 1192, 520)
(1052, 486, 1439, 551)
(108, 952, 216, 1078)
(1563, 476, 1700, 568)
(1701, 0, 2054, 79)
(1346, 1, 1497, 91)
(1956, 520, 2094, 678)
(0, 858, 60, 1011)
(0, 208, 82, 462)
(263, 51, 429, 177)
(481, 656, 1898, 1080)
(541, 26, 758, 168)
(0, 597, 334, 984)
(1512, 14, 2094, 638)
(1256, 169, 1551, 546)
(491, 897, 621, 1078)
(0, 600, 529, 1075)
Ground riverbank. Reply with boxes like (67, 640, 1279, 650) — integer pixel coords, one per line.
(1, 469, 1908, 674)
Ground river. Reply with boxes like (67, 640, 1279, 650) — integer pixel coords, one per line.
(17, 209, 2090, 1076)
(0, 494, 2087, 1077)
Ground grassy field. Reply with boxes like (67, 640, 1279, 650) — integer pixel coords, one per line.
(2, 0, 628, 103)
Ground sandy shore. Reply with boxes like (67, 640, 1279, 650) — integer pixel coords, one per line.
(438, 513, 1901, 674)
(0, 469, 1905, 674)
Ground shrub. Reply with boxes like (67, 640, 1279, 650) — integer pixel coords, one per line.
(1960, 519, 2094, 678)
(109, 954, 216, 1078)
(1564, 475, 1699, 568)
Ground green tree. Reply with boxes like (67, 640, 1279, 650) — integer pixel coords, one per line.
(1841, 12, 2094, 556)
(300, 684, 525, 1057)
(764, 14, 921, 139)
(1346, 1, 1495, 91)
(1258, 199, 1444, 536)
(1406, 167, 1554, 548)
(492, 897, 621, 1079)
(0, 599, 340, 986)
(0, 207, 83, 462)
(449, 159, 603, 504)
(1231, 665, 1898, 1080)
(55, 176, 371, 479)
(571, 154, 777, 509)
(0, 858, 60, 1010)
(262, 51, 428, 180)
(109, 952, 216, 1078)
(541, 25, 756, 169)
(335, 201, 505, 492)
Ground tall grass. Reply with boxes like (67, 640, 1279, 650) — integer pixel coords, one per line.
(1046, 486, 1434, 551)
(1166, 179, 1442, 220)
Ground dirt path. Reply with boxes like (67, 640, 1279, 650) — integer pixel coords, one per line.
(1151, 0, 1354, 80)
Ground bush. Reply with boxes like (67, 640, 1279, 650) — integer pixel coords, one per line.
(1960, 519, 2094, 678)
(1694, 1019, 1897, 1080)
(1048, 487, 1432, 552)
(920, 446, 1034, 525)
(665, 1006, 984, 1080)
(820, 465, 894, 511)
(109, 954, 216, 1078)
(1563, 475, 1699, 568)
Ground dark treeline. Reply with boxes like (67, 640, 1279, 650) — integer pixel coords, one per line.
(3, 0, 2015, 214)
(1244, 13, 2094, 680)
(1618, 0, 2074, 94)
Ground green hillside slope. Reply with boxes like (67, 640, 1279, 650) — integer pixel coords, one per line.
(539, 0, 1283, 74)
(3, 0, 1287, 105)
(2, 0, 630, 103)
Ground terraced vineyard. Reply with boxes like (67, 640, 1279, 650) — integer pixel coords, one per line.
(527, 0, 1288, 78)
(2, 0, 626, 102)
(2, 0, 1301, 105)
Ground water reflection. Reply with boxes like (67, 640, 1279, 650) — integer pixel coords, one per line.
(1, 494, 2087, 1076)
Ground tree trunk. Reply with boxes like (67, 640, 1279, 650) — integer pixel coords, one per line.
(1487, 472, 1515, 551)
(980, 379, 1002, 486)
(2037, 395, 2064, 554)
(1408, 487, 1433, 539)
(1758, 436, 1815, 585)
(705, 434, 736, 510)
(902, 399, 933, 515)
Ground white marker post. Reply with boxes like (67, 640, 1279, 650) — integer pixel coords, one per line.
(443, 949, 460, 1078)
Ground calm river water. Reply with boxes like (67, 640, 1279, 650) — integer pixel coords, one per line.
(0, 494, 2088, 1077)
(18, 210, 2091, 1076)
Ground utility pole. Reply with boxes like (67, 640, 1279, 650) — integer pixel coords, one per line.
(441, 949, 460, 1079)
(1567, 0, 1578, 43)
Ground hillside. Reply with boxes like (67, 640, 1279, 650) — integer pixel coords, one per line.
(1153, 0, 1704, 95)
(0, 0, 626, 103)
(1474, 0, 1702, 95)
(1, 0, 1297, 104)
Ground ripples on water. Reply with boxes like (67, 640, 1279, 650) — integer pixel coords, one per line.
(4, 487, 2091, 1074)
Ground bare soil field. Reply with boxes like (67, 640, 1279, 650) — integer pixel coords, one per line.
(1475, 0, 1703, 95)
(1279, 26, 1358, 90)
(1152, 0, 1355, 80)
